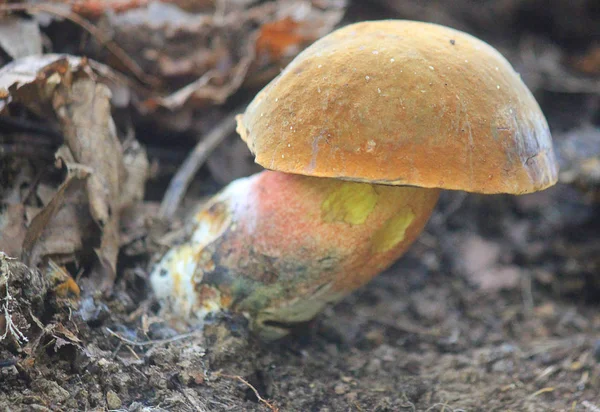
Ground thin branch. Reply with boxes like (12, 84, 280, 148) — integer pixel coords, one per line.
(159, 112, 239, 220)
(216, 372, 279, 412)
(105, 327, 201, 346)
(529, 387, 555, 398)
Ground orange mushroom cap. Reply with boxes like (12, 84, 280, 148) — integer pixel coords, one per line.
(237, 20, 558, 194)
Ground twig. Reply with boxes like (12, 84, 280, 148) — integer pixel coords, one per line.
(216, 372, 279, 412)
(105, 327, 201, 346)
(110, 341, 123, 359)
(529, 387, 555, 398)
(124, 344, 142, 360)
(159, 112, 239, 220)
(0, 3, 157, 86)
(399, 392, 416, 411)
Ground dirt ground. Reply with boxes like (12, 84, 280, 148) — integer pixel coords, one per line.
(1, 1, 599, 411)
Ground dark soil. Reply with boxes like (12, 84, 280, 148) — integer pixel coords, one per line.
(2, 186, 599, 411)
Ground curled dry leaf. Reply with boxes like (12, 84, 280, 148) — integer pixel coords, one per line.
(21, 167, 94, 274)
(52, 78, 125, 290)
(248, 2, 346, 83)
(0, 54, 149, 293)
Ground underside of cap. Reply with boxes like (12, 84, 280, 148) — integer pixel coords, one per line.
(237, 20, 558, 194)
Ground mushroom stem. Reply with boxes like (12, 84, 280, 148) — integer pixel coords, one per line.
(151, 170, 440, 340)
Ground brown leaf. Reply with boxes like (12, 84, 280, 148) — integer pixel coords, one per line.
(0, 55, 84, 114)
(0, 204, 28, 257)
(52, 322, 83, 351)
(53, 79, 124, 228)
(1, 55, 149, 292)
(21, 166, 93, 268)
(51, 78, 127, 290)
(54, 323, 82, 344)
(256, 17, 304, 59)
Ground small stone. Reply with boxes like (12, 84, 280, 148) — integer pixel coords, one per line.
(365, 358, 382, 374)
(365, 328, 385, 346)
(31, 379, 70, 404)
(106, 390, 122, 410)
(334, 383, 349, 395)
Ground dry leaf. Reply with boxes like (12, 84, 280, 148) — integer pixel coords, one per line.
(54, 323, 82, 344)
(0, 55, 84, 115)
(1, 54, 149, 292)
(51, 78, 125, 289)
(0, 204, 28, 258)
(51, 323, 82, 351)
(21, 166, 93, 268)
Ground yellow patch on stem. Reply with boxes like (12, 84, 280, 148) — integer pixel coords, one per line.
(371, 208, 415, 253)
(321, 181, 379, 225)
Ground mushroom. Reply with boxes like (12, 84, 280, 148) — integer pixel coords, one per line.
(150, 20, 558, 340)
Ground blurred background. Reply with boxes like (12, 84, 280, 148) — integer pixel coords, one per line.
(0, 1, 598, 410)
